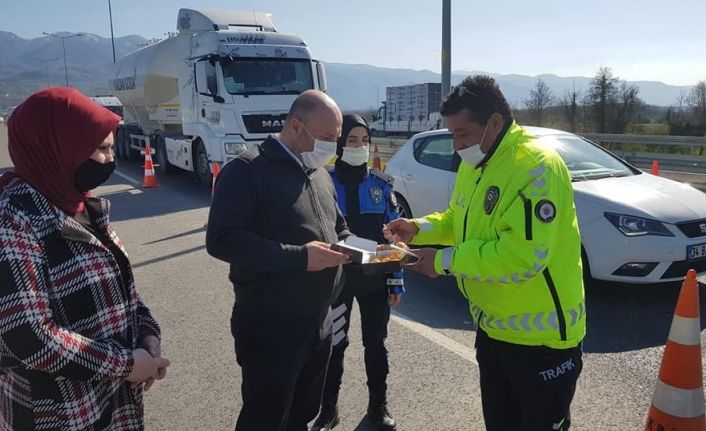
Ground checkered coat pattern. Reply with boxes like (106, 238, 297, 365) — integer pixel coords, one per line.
(0, 178, 160, 430)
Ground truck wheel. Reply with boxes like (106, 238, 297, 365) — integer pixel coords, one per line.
(154, 135, 176, 175)
(193, 140, 212, 186)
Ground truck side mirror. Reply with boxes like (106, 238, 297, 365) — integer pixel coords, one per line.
(315, 61, 327, 93)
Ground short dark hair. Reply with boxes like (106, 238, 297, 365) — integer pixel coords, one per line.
(440, 75, 513, 125)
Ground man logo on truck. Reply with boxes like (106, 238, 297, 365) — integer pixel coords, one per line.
(262, 119, 285, 128)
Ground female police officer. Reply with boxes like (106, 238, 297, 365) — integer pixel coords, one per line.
(312, 115, 403, 431)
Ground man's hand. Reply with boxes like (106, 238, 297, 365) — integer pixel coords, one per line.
(138, 335, 168, 391)
(306, 241, 350, 271)
(383, 219, 419, 244)
(388, 293, 402, 307)
(407, 248, 440, 279)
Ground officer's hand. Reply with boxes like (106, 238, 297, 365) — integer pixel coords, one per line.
(388, 293, 402, 307)
(383, 219, 419, 244)
(306, 241, 350, 272)
(407, 248, 439, 279)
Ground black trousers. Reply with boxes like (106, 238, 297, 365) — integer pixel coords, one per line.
(231, 305, 333, 431)
(475, 329, 583, 431)
(321, 278, 391, 403)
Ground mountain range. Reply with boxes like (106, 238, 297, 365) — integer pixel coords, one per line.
(0, 30, 694, 113)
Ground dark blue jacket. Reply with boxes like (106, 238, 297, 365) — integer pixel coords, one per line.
(330, 168, 405, 294)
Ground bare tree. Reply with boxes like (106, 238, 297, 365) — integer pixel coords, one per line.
(689, 81, 706, 128)
(560, 84, 581, 132)
(588, 67, 619, 133)
(523, 78, 554, 126)
(615, 81, 642, 133)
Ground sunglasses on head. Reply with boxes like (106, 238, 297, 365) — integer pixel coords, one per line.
(445, 85, 500, 114)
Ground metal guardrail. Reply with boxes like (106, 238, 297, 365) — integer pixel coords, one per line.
(582, 133, 706, 147)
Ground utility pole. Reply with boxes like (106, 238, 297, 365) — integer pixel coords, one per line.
(441, 0, 451, 127)
(109, 0, 116, 63)
(43, 32, 84, 87)
(31, 57, 59, 87)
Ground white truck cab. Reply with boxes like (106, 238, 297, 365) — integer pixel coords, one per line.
(110, 9, 326, 184)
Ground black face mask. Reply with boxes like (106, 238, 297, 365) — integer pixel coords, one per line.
(73, 159, 116, 193)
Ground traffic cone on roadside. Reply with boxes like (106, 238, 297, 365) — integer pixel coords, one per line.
(651, 160, 660, 176)
(142, 143, 159, 188)
(210, 161, 220, 199)
(373, 143, 382, 170)
(644, 269, 705, 431)
(204, 162, 221, 228)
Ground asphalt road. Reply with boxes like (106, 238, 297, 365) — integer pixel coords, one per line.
(1, 126, 705, 430)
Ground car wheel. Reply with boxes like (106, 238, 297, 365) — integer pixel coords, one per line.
(193, 140, 212, 186)
(396, 193, 412, 219)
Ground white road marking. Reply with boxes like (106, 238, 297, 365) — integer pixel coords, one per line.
(391, 310, 478, 365)
(114, 169, 141, 186)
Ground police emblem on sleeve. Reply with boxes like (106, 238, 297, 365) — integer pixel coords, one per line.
(484, 186, 500, 215)
(370, 186, 383, 204)
(535, 200, 556, 223)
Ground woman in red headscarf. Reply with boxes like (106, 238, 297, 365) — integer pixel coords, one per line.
(0, 88, 169, 430)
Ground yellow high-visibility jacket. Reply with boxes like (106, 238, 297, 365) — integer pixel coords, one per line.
(412, 122, 586, 349)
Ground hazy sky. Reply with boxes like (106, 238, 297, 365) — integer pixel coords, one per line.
(2, 0, 704, 85)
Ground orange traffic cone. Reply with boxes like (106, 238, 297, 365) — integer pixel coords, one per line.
(204, 162, 221, 228)
(210, 161, 220, 199)
(143, 142, 159, 188)
(644, 269, 705, 431)
(651, 160, 660, 176)
(372, 143, 382, 170)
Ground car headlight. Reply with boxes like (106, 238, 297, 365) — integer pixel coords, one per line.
(224, 142, 247, 155)
(604, 212, 674, 237)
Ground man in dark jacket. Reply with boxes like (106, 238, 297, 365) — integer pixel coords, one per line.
(206, 90, 352, 431)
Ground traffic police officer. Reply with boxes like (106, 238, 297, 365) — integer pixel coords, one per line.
(385, 75, 586, 430)
(312, 115, 403, 431)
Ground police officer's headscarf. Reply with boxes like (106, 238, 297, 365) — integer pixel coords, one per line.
(334, 114, 370, 185)
(336, 114, 370, 157)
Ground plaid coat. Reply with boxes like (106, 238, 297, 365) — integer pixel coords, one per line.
(0, 178, 160, 430)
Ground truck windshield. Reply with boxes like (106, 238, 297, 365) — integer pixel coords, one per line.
(221, 58, 314, 96)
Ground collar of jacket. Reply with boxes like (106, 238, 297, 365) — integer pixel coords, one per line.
(2, 177, 120, 252)
(476, 120, 521, 168)
(259, 135, 317, 175)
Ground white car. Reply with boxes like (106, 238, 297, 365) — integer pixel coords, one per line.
(385, 126, 706, 284)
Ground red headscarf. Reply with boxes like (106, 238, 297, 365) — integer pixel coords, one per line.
(2, 87, 120, 215)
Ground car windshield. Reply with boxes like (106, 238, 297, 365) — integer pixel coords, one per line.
(536, 134, 636, 182)
(220, 58, 314, 96)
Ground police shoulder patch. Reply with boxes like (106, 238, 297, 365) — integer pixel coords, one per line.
(535, 200, 556, 223)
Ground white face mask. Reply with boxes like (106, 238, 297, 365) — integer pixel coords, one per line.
(300, 124, 337, 169)
(457, 122, 490, 167)
(341, 146, 370, 166)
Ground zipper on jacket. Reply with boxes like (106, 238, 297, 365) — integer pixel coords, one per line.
(518, 190, 532, 241)
(307, 177, 336, 244)
(459, 168, 485, 301)
(542, 268, 567, 341)
(461, 168, 485, 242)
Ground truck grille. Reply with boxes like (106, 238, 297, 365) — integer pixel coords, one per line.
(676, 219, 706, 238)
(242, 114, 288, 134)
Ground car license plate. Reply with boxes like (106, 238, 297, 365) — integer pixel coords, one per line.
(687, 242, 706, 260)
